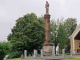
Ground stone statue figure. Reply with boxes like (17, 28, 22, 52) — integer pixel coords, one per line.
(45, 1, 49, 14)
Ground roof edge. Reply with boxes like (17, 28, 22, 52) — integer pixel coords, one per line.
(69, 24, 80, 39)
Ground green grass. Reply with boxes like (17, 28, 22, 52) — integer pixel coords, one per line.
(6, 58, 80, 60)
(55, 53, 70, 56)
(6, 58, 45, 60)
(63, 58, 80, 60)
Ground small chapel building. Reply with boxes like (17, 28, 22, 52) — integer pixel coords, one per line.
(69, 24, 80, 54)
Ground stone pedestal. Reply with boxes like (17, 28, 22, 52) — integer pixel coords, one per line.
(42, 43, 54, 56)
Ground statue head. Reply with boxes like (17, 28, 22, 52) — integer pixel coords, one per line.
(46, 1, 48, 3)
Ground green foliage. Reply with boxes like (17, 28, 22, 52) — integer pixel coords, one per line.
(7, 13, 45, 55)
(64, 18, 77, 52)
(64, 18, 77, 35)
(7, 51, 23, 59)
(6, 58, 80, 60)
(6, 58, 45, 60)
(55, 54, 62, 56)
(65, 53, 70, 55)
(0, 42, 11, 60)
(50, 18, 77, 53)
(57, 20, 68, 53)
(55, 53, 70, 56)
(50, 19, 68, 53)
(50, 19, 59, 54)
(28, 54, 31, 56)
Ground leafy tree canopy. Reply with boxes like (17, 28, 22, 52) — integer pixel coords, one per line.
(7, 13, 45, 54)
(0, 42, 11, 60)
(50, 18, 77, 53)
(64, 18, 77, 52)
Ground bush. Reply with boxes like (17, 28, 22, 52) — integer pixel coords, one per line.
(28, 54, 31, 56)
(65, 53, 70, 55)
(0, 42, 11, 60)
(55, 54, 62, 56)
(7, 51, 23, 59)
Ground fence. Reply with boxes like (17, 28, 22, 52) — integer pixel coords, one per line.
(23, 49, 73, 59)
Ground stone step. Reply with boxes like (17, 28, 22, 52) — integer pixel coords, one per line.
(73, 53, 80, 55)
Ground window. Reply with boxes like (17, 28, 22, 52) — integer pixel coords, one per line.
(79, 43, 80, 47)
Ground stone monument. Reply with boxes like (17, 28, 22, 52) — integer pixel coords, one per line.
(42, 1, 54, 56)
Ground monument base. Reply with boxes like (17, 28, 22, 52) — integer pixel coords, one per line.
(42, 43, 54, 56)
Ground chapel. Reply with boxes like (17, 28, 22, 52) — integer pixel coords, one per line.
(69, 24, 80, 54)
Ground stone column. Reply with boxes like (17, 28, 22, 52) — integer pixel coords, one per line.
(24, 50, 27, 58)
(70, 49, 72, 56)
(42, 14, 54, 56)
(44, 14, 50, 43)
(41, 49, 43, 57)
(62, 49, 65, 58)
(34, 49, 36, 57)
(42, 1, 54, 56)
(52, 49, 55, 57)
(36, 50, 37, 56)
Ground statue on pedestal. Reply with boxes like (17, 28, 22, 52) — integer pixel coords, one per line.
(45, 1, 49, 14)
(42, 1, 54, 56)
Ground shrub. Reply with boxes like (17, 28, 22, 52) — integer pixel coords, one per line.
(65, 53, 70, 55)
(0, 42, 11, 60)
(7, 51, 23, 59)
(55, 54, 62, 56)
(28, 54, 31, 56)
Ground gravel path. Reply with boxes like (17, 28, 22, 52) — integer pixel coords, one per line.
(73, 54, 80, 58)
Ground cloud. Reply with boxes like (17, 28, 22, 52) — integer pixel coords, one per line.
(0, 9, 7, 17)
(58, 0, 65, 5)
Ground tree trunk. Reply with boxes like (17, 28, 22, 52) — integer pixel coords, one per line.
(55, 45, 56, 54)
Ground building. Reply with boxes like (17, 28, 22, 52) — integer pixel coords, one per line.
(69, 24, 80, 54)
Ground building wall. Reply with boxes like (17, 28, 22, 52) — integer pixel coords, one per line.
(69, 25, 80, 54)
(70, 37, 74, 54)
(74, 39, 80, 53)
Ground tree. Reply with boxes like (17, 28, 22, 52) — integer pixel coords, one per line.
(50, 18, 77, 53)
(57, 21, 68, 53)
(0, 42, 11, 60)
(7, 13, 45, 55)
(50, 19, 68, 54)
(64, 18, 77, 52)
(50, 19, 59, 54)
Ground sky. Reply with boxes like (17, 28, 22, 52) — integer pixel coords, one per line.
(0, 0, 80, 41)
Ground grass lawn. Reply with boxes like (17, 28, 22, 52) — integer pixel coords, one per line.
(63, 58, 80, 60)
(6, 58, 45, 60)
(6, 58, 80, 60)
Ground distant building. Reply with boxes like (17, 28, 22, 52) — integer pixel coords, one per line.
(69, 24, 80, 54)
